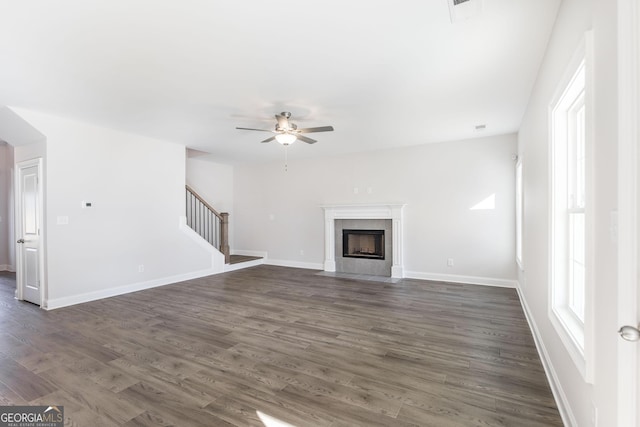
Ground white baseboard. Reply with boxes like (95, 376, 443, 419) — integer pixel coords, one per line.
(404, 271, 517, 288)
(265, 259, 324, 270)
(44, 268, 219, 310)
(516, 283, 576, 427)
(227, 262, 515, 285)
(0, 265, 15, 272)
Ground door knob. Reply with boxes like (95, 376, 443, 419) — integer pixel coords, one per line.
(17, 239, 25, 244)
(618, 325, 640, 342)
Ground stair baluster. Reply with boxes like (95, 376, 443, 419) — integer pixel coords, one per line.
(185, 185, 230, 264)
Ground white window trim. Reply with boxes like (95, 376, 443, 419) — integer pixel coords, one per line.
(548, 31, 595, 383)
(515, 159, 524, 270)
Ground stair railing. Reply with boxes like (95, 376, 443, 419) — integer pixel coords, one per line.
(185, 185, 230, 264)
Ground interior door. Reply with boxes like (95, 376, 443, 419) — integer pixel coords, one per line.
(16, 159, 42, 306)
(617, 1, 640, 424)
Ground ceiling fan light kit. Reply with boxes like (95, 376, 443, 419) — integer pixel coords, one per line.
(236, 111, 334, 146)
(236, 111, 334, 171)
(275, 133, 297, 145)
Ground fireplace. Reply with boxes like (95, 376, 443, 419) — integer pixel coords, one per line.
(335, 219, 391, 276)
(322, 203, 406, 278)
(342, 229, 385, 260)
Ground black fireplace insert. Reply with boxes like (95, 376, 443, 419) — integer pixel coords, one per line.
(342, 229, 385, 260)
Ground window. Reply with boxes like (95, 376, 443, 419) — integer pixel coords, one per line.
(549, 33, 593, 382)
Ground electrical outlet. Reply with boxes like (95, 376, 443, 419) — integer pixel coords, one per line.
(300, 250, 304, 256)
(138, 264, 144, 273)
(447, 258, 454, 267)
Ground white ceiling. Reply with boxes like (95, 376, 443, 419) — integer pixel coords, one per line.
(0, 0, 560, 164)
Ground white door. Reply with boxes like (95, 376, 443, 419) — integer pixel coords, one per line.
(16, 159, 42, 306)
(617, 0, 640, 424)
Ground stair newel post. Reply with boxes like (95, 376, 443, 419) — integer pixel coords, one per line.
(220, 212, 230, 264)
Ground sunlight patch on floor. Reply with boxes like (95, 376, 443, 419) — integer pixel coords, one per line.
(257, 410, 297, 427)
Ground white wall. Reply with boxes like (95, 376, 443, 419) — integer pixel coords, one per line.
(11, 108, 223, 309)
(234, 133, 517, 284)
(0, 142, 15, 270)
(517, 0, 621, 425)
(185, 154, 234, 248)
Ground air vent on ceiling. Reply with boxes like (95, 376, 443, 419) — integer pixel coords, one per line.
(447, 0, 482, 23)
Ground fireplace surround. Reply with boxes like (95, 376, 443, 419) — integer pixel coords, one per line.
(321, 204, 405, 278)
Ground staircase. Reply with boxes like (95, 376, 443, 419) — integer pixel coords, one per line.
(185, 185, 230, 264)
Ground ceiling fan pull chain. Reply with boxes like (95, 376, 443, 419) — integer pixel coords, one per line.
(284, 145, 288, 172)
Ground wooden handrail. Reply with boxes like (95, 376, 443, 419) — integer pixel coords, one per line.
(185, 185, 230, 264)
(186, 185, 224, 220)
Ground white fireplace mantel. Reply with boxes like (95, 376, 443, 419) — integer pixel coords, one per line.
(321, 203, 406, 278)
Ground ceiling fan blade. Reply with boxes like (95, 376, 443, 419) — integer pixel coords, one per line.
(236, 127, 274, 132)
(297, 126, 334, 133)
(261, 136, 276, 143)
(296, 134, 317, 144)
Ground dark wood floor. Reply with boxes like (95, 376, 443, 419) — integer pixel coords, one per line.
(0, 267, 562, 426)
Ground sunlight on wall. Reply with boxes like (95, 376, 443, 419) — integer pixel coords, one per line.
(256, 410, 297, 427)
(470, 193, 496, 210)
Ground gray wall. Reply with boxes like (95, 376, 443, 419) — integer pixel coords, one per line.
(234, 133, 517, 284)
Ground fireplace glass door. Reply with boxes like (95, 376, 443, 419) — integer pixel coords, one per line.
(342, 229, 385, 260)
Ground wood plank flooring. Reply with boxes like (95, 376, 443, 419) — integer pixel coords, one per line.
(0, 267, 563, 426)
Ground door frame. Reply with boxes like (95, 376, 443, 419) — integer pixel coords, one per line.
(617, 0, 639, 425)
(15, 157, 45, 307)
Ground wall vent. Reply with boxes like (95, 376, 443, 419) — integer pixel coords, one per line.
(447, 0, 482, 23)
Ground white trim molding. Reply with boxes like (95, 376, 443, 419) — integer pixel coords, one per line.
(321, 203, 406, 278)
(265, 259, 324, 271)
(617, 0, 639, 425)
(547, 31, 595, 383)
(405, 271, 517, 288)
(45, 269, 217, 310)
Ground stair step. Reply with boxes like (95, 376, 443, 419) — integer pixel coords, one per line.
(229, 255, 262, 265)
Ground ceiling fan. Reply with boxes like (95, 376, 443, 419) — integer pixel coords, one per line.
(236, 112, 334, 145)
